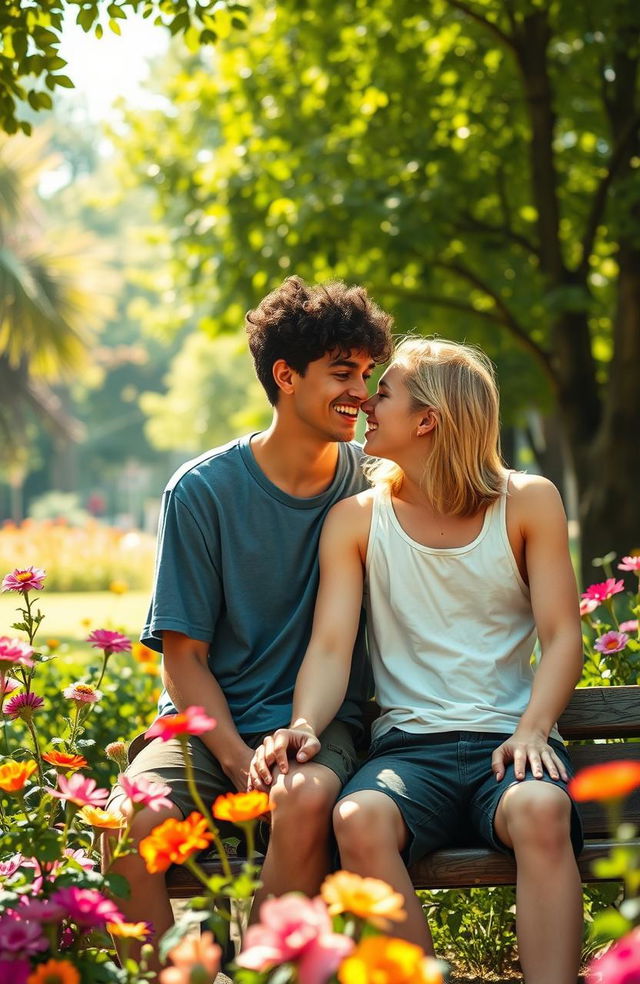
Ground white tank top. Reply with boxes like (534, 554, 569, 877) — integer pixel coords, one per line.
(365, 479, 561, 742)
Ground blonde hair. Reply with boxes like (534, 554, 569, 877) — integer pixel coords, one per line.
(364, 336, 504, 516)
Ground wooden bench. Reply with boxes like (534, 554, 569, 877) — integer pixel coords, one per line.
(166, 685, 640, 898)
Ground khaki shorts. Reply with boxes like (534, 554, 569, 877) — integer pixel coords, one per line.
(111, 718, 359, 842)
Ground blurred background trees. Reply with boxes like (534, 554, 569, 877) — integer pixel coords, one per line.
(1, 0, 639, 580)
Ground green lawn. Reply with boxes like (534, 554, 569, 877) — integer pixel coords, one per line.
(0, 590, 149, 645)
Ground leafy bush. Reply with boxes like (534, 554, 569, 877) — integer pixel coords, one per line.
(0, 520, 155, 592)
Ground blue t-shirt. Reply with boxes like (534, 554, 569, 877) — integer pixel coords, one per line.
(141, 435, 371, 735)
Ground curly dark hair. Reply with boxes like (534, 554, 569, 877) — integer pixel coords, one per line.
(245, 276, 394, 405)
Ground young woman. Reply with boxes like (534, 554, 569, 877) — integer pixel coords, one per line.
(250, 337, 584, 984)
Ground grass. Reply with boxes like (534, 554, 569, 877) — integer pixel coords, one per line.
(0, 590, 150, 655)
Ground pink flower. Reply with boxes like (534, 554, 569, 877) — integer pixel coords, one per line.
(0, 914, 47, 955)
(594, 631, 630, 655)
(1, 677, 20, 696)
(63, 682, 102, 704)
(16, 897, 65, 922)
(587, 926, 640, 983)
(0, 854, 23, 878)
(87, 629, 131, 654)
(62, 847, 96, 871)
(237, 895, 354, 984)
(0, 638, 34, 672)
(1, 567, 46, 593)
(0, 958, 30, 984)
(618, 556, 640, 572)
(50, 886, 123, 928)
(582, 579, 625, 604)
(620, 620, 638, 634)
(118, 774, 173, 812)
(145, 706, 217, 742)
(48, 772, 110, 809)
(580, 598, 599, 617)
(3, 691, 44, 721)
(159, 931, 221, 984)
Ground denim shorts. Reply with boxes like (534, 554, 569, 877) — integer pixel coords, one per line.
(338, 728, 584, 866)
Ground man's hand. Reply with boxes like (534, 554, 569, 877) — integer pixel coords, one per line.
(223, 743, 256, 792)
(491, 728, 568, 783)
(248, 727, 321, 791)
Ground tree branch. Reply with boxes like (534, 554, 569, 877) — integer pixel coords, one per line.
(372, 284, 514, 326)
(443, 0, 516, 51)
(454, 212, 540, 259)
(432, 259, 556, 383)
(579, 111, 640, 278)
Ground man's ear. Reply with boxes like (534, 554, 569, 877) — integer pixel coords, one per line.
(416, 409, 438, 436)
(272, 359, 296, 396)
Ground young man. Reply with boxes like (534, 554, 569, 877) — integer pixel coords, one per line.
(104, 276, 393, 971)
(250, 337, 584, 984)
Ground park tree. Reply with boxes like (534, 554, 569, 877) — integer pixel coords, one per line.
(0, 132, 111, 477)
(0, 0, 248, 134)
(113, 0, 639, 579)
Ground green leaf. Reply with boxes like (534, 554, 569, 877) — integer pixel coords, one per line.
(589, 908, 632, 944)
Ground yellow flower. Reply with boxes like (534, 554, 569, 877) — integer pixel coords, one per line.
(338, 937, 443, 984)
(0, 759, 37, 792)
(109, 579, 129, 595)
(321, 871, 407, 928)
(79, 805, 126, 830)
(27, 958, 81, 984)
(107, 920, 151, 940)
(213, 790, 273, 823)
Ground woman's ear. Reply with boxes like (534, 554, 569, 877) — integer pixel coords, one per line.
(416, 409, 438, 436)
(272, 359, 296, 396)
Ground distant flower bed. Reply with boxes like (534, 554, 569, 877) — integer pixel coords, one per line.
(0, 520, 155, 592)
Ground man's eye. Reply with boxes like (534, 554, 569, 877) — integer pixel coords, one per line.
(334, 373, 350, 380)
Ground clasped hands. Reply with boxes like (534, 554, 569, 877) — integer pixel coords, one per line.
(248, 724, 320, 791)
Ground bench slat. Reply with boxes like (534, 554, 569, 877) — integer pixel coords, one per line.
(568, 741, 640, 834)
(558, 686, 640, 740)
(408, 839, 640, 889)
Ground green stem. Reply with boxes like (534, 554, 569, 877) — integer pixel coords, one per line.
(179, 736, 233, 882)
(26, 718, 44, 784)
(95, 650, 110, 692)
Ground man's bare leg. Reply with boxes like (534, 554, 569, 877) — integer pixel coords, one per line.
(333, 790, 434, 952)
(495, 782, 582, 984)
(252, 761, 341, 914)
(103, 796, 182, 978)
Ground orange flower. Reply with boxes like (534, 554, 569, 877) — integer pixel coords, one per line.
(338, 937, 443, 984)
(79, 805, 126, 830)
(321, 871, 407, 928)
(27, 958, 81, 984)
(569, 761, 640, 803)
(139, 812, 213, 874)
(213, 790, 273, 824)
(42, 750, 89, 772)
(107, 920, 151, 940)
(132, 641, 156, 664)
(0, 759, 37, 792)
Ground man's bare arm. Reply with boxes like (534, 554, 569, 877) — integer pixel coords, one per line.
(162, 631, 253, 791)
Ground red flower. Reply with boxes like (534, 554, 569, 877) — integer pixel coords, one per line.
(581, 579, 625, 604)
(145, 706, 217, 742)
(569, 761, 640, 803)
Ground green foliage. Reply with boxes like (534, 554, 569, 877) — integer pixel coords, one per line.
(420, 886, 517, 976)
(140, 330, 270, 452)
(0, 0, 249, 135)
